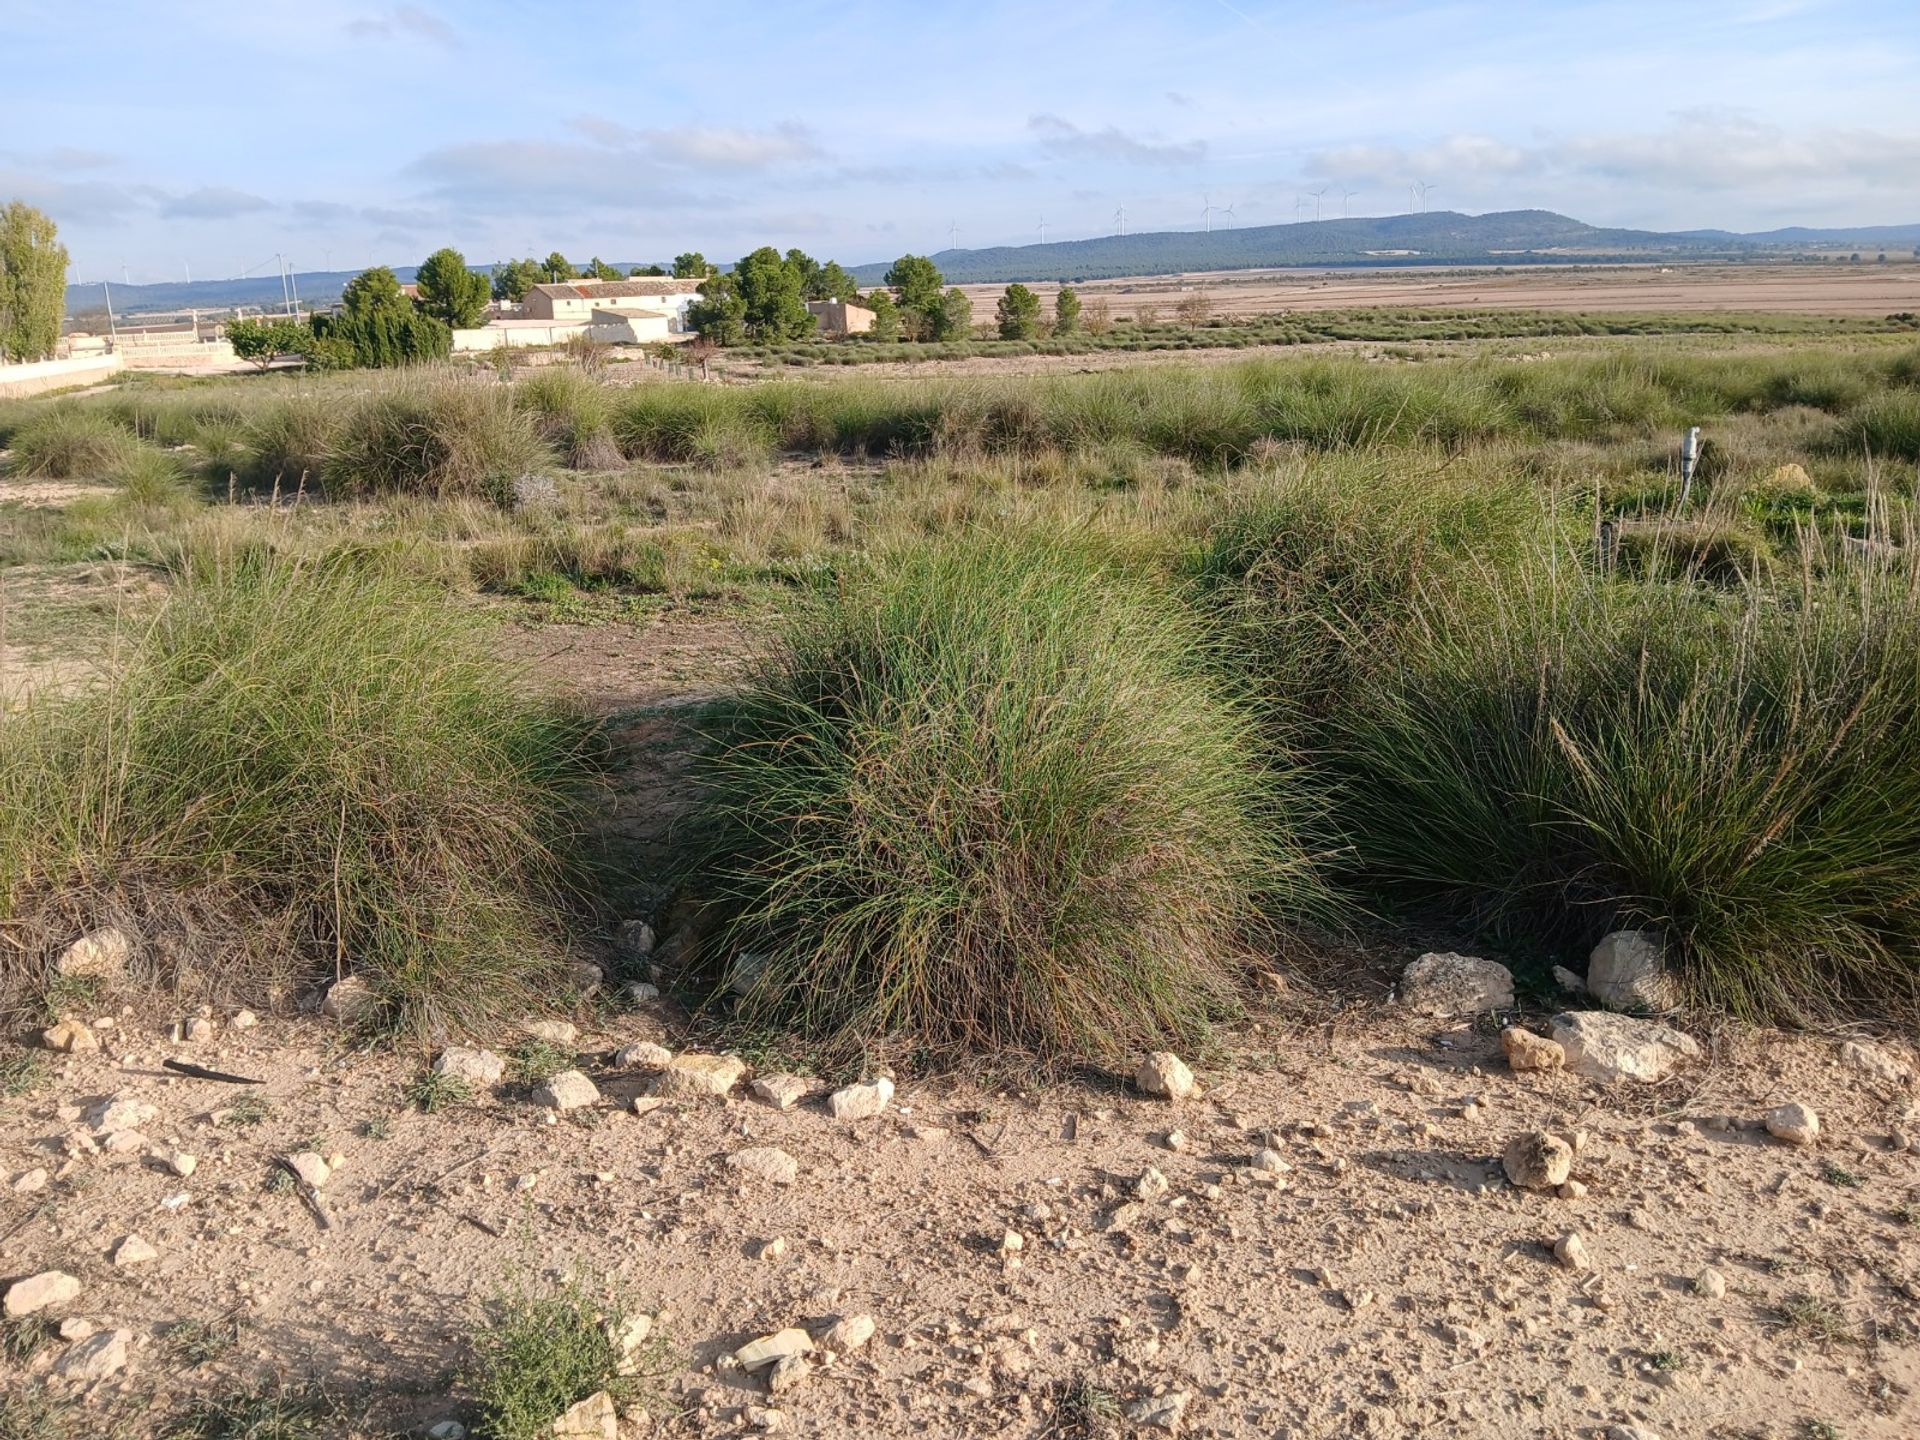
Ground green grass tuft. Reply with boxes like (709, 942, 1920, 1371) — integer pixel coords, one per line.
(465, 1282, 649, 1440)
(683, 532, 1332, 1064)
(0, 546, 599, 1035)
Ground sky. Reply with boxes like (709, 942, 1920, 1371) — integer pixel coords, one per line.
(3, 0, 1917, 283)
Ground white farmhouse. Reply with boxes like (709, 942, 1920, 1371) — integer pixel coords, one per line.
(523, 278, 705, 331)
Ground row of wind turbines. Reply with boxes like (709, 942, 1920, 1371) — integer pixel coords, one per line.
(943, 180, 1445, 252)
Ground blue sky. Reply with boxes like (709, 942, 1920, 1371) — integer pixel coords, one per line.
(3, 0, 1916, 282)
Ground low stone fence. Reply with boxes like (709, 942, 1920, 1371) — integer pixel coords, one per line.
(0, 354, 125, 398)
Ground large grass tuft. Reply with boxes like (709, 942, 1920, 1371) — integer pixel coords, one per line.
(323, 371, 552, 499)
(517, 366, 624, 471)
(5, 404, 145, 478)
(0, 547, 598, 1033)
(1322, 569, 1920, 1020)
(683, 533, 1331, 1064)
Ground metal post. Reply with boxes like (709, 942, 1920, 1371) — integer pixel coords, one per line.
(1677, 426, 1701, 508)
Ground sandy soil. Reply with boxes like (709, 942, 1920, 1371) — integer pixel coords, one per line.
(6, 975, 1919, 1439)
(953, 262, 1920, 323)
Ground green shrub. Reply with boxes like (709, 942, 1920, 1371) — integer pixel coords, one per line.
(324, 373, 552, 499)
(1326, 572, 1920, 1020)
(467, 1283, 651, 1440)
(1838, 392, 1920, 461)
(0, 549, 597, 1033)
(517, 366, 623, 471)
(683, 534, 1330, 1064)
(5, 404, 142, 477)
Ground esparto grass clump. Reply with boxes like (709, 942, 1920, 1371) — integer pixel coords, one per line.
(0, 548, 598, 1034)
(682, 533, 1332, 1065)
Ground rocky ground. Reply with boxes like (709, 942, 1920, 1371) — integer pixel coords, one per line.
(6, 938, 1920, 1440)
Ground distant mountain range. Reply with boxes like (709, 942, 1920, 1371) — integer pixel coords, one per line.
(66, 210, 1920, 317)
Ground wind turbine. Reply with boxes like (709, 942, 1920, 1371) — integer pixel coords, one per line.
(1038, 214, 1048, 245)
(1415, 181, 1436, 214)
(1295, 195, 1307, 223)
(1114, 204, 1127, 237)
(1221, 201, 1237, 229)
(1407, 182, 1417, 215)
(1342, 189, 1357, 218)
(1310, 187, 1328, 222)
(1202, 193, 1215, 234)
(949, 221, 960, 250)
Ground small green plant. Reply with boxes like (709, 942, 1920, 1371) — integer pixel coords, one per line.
(0, 1048, 49, 1098)
(361, 1115, 394, 1141)
(264, 1166, 294, 1194)
(37, 973, 100, 1026)
(408, 1069, 475, 1114)
(1807, 1421, 1844, 1440)
(1822, 1163, 1865, 1189)
(221, 1094, 273, 1128)
(511, 1038, 577, 1084)
(165, 1314, 243, 1366)
(1776, 1293, 1856, 1345)
(1647, 1348, 1687, 1372)
(164, 1382, 339, 1440)
(465, 1282, 652, 1440)
(0, 1387, 76, 1440)
(1, 1313, 56, 1364)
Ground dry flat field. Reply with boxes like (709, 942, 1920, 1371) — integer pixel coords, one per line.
(954, 262, 1920, 324)
(4, 336, 1920, 1439)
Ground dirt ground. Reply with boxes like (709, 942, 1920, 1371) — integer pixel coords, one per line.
(7, 963, 1919, 1439)
(5, 610, 1920, 1439)
(953, 262, 1920, 324)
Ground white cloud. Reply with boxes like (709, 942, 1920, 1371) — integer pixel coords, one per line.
(567, 117, 824, 170)
(159, 186, 274, 220)
(345, 4, 461, 50)
(1029, 114, 1207, 168)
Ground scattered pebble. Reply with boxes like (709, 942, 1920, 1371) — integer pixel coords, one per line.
(1764, 1101, 1820, 1146)
(1136, 1051, 1196, 1101)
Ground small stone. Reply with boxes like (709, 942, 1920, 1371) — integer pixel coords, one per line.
(434, 1047, 507, 1086)
(567, 960, 604, 997)
(1250, 1149, 1292, 1181)
(1606, 1427, 1664, 1440)
(102, 1129, 149, 1154)
(532, 1070, 600, 1111)
(818, 1313, 875, 1353)
(1551, 1011, 1700, 1083)
(1125, 1390, 1192, 1431)
(758, 1236, 788, 1261)
(1398, 952, 1515, 1016)
(162, 1151, 198, 1178)
(1164, 1129, 1189, 1153)
(550, 1389, 616, 1439)
(4, 1270, 81, 1316)
(53, 1327, 131, 1382)
(751, 1074, 816, 1110)
(1136, 1052, 1196, 1101)
(1557, 1179, 1588, 1200)
(623, 981, 661, 1004)
(428, 1424, 467, 1440)
(727, 1146, 799, 1185)
(767, 1353, 811, 1395)
(230, 1009, 260, 1030)
(1553, 1231, 1591, 1271)
(285, 1151, 332, 1188)
(1552, 964, 1587, 995)
(41, 1019, 99, 1053)
(111, 1234, 158, 1268)
(615, 919, 656, 960)
(745, 1406, 785, 1432)
(1000, 1228, 1025, 1253)
(1764, 1101, 1819, 1146)
(613, 1041, 673, 1072)
(183, 1016, 215, 1044)
(55, 927, 131, 980)
(659, 1052, 746, 1098)
(57, 1318, 95, 1342)
(1135, 1166, 1170, 1202)
(1586, 929, 1680, 1011)
(827, 1076, 894, 1122)
(11, 1167, 50, 1194)
(1503, 1131, 1574, 1190)
(523, 1019, 578, 1045)
(735, 1328, 813, 1371)
(1841, 1039, 1913, 1086)
(1694, 1266, 1727, 1299)
(605, 1313, 653, 1373)
(321, 974, 378, 1023)
(86, 1093, 156, 1135)
(1501, 1026, 1565, 1072)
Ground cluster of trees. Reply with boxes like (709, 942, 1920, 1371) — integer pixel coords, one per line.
(993, 283, 1086, 340)
(0, 200, 69, 363)
(684, 246, 864, 345)
(229, 251, 473, 371)
(490, 251, 670, 302)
